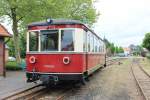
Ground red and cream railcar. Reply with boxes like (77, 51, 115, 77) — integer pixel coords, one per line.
(26, 19, 106, 84)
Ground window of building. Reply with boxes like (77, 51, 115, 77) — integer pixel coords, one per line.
(40, 30, 59, 51)
(29, 31, 39, 51)
(61, 30, 74, 51)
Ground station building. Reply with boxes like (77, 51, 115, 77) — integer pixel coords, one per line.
(0, 24, 12, 76)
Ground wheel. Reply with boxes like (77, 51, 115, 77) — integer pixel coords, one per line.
(104, 63, 106, 67)
(85, 77, 90, 82)
(80, 76, 86, 85)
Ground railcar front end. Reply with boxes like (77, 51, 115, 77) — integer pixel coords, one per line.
(26, 19, 106, 85)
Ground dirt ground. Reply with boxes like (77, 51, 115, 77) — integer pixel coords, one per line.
(64, 59, 143, 100)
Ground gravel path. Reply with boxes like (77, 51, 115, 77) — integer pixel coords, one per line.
(65, 59, 143, 100)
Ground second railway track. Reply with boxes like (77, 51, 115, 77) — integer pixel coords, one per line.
(131, 58, 150, 100)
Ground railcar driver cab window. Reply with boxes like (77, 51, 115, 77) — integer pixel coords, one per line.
(61, 30, 74, 51)
(41, 30, 58, 51)
(29, 31, 39, 51)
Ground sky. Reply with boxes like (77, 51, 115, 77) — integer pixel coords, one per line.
(94, 0, 150, 47)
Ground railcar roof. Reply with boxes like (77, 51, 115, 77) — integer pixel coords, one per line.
(28, 19, 104, 42)
(28, 19, 83, 27)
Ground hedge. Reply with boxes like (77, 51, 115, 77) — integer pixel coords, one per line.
(5, 61, 22, 70)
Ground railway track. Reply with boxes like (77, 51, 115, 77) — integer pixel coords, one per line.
(106, 57, 122, 66)
(36, 83, 77, 100)
(2, 84, 46, 100)
(131, 58, 150, 100)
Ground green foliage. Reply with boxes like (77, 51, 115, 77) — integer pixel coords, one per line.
(103, 38, 124, 55)
(0, 0, 98, 61)
(110, 43, 115, 54)
(6, 61, 22, 70)
(118, 47, 124, 53)
(6, 38, 15, 57)
(143, 32, 150, 51)
(0, 0, 97, 27)
(146, 53, 150, 59)
(20, 33, 26, 58)
(103, 38, 111, 48)
(115, 46, 119, 53)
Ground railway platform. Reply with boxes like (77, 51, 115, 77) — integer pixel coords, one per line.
(0, 71, 39, 99)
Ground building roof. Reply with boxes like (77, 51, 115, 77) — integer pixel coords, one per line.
(123, 47, 130, 52)
(28, 19, 83, 27)
(0, 24, 12, 37)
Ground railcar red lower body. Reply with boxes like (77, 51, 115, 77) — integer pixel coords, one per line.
(26, 53, 106, 84)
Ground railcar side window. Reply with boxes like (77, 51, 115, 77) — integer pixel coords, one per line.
(90, 34, 94, 52)
(88, 34, 90, 52)
(99, 41, 101, 52)
(61, 30, 74, 51)
(40, 30, 58, 51)
(94, 37, 97, 52)
(96, 38, 98, 52)
(92, 35, 94, 52)
(98, 41, 100, 52)
(29, 31, 39, 51)
(83, 31, 86, 52)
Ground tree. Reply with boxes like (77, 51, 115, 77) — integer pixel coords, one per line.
(0, 0, 98, 64)
(118, 47, 124, 53)
(7, 38, 15, 57)
(143, 32, 150, 51)
(115, 46, 119, 53)
(103, 38, 111, 49)
(103, 38, 122, 56)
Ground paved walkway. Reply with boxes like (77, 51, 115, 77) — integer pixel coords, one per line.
(0, 71, 39, 99)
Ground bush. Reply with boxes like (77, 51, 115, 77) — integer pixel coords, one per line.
(5, 61, 22, 70)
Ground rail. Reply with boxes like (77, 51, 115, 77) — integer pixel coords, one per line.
(2, 84, 46, 100)
(131, 58, 150, 100)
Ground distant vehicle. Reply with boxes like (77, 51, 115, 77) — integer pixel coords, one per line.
(26, 19, 106, 86)
(8, 57, 16, 61)
(116, 53, 126, 57)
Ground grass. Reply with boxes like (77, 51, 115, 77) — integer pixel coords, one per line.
(146, 54, 150, 59)
(5, 61, 22, 70)
(122, 59, 130, 65)
(140, 58, 150, 75)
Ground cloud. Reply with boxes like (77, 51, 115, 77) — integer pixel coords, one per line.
(94, 0, 150, 47)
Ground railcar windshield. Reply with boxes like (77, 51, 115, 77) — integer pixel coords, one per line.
(40, 30, 58, 51)
(61, 30, 74, 51)
(29, 31, 39, 51)
(28, 29, 75, 52)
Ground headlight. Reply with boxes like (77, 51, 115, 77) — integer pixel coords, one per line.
(29, 56, 36, 64)
(63, 57, 70, 64)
